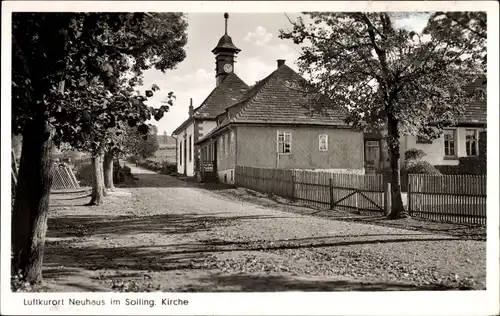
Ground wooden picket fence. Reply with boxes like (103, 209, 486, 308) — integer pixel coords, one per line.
(235, 166, 386, 215)
(51, 163, 80, 190)
(408, 174, 486, 225)
(235, 166, 487, 225)
(235, 166, 295, 199)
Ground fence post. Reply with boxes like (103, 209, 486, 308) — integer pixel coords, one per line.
(329, 177, 334, 210)
(291, 172, 296, 200)
(355, 175, 360, 214)
(407, 174, 412, 216)
(384, 181, 391, 216)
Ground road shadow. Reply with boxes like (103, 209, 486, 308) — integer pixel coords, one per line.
(115, 172, 234, 191)
(190, 274, 462, 292)
(164, 236, 464, 256)
(43, 243, 209, 273)
(312, 214, 487, 241)
(46, 213, 286, 238)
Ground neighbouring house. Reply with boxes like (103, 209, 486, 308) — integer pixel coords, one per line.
(171, 14, 249, 177)
(196, 60, 365, 184)
(363, 75, 487, 172)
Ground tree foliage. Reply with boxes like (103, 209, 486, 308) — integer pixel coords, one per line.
(11, 12, 187, 283)
(116, 125, 160, 159)
(424, 11, 486, 65)
(13, 13, 186, 150)
(280, 12, 485, 218)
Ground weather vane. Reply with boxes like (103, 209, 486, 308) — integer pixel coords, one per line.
(224, 13, 229, 35)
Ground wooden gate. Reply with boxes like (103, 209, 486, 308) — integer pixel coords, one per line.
(329, 178, 385, 214)
(293, 171, 385, 215)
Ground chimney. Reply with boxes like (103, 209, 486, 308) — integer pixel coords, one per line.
(277, 59, 286, 68)
(188, 98, 194, 117)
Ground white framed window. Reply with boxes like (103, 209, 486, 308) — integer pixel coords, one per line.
(188, 135, 192, 162)
(319, 134, 328, 151)
(219, 137, 223, 159)
(465, 129, 478, 156)
(443, 129, 456, 157)
(277, 131, 292, 154)
(230, 131, 235, 156)
(225, 134, 229, 157)
(179, 142, 182, 165)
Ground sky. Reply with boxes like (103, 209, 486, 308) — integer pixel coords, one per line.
(143, 12, 432, 135)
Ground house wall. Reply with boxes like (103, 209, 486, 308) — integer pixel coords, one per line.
(401, 126, 486, 166)
(193, 119, 217, 177)
(175, 122, 196, 176)
(216, 128, 237, 184)
(197, 120, 217, 140)
(235, 125, 364, 172)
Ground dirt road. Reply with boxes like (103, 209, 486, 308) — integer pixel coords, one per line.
(42, 165, 486, 292)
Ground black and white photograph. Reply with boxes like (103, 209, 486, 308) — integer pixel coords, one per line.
(1, 1, 499, 315)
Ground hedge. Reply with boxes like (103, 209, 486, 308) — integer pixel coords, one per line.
(435, 156, 486, 175)
(134, 158, 177, 176)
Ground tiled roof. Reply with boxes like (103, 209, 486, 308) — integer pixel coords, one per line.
(227, 65, 348, 126)
(459, 75, 487, 124)
(172, 117, 193, 136)
(193, 73, 249, 118)
(460, 101, 486, 124)
(171, 73, 248, 135)
(197, 65, 350, 144)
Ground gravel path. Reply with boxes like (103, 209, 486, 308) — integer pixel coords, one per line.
(41, 165, 486, 292)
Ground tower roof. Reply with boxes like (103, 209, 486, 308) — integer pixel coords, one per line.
(212, 13, 240, 54)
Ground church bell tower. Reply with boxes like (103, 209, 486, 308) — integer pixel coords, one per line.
(212, 13, 241, 87)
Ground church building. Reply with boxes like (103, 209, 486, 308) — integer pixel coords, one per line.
(173, 13, 365, 182)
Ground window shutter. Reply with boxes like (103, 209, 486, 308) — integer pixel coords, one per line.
(319, 134, 328, 151)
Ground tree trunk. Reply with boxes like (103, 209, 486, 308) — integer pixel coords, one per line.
(11, 118, 53, 284)
(386, 116, 409, 219)
(103, 152, 115, 191)
(379, 128, 390, 172)
(88, 154, 105, 205)
(101, 160, 108, 197)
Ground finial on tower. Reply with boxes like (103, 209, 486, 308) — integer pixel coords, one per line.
(224, 13, 229, 35)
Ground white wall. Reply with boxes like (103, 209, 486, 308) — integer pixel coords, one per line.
(175, 119, 218, 177)
(198, 120, 217, 139)
(402, 127, 486, 166)
(175, 122, 196, 176)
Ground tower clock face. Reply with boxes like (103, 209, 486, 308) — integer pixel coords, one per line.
(223, 63, 233, 73)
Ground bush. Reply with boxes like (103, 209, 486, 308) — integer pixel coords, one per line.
(74, 161, 93, 187)
(128, 155, 140, 164)
(458, 156, 486, 175)
(404, 161, 441, 175)
(161, 162, 177, 175)
(404, 148, 426, 161)
(135, 158, 177, 175)
(435, 156, 486, 175)
(400, 160, 441, 192)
